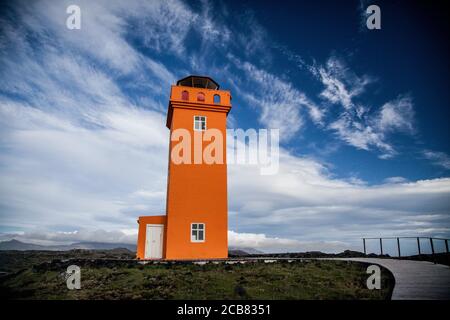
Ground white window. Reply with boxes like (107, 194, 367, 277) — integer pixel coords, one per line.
(191, 223, 205, 242)
(194, 116, 206, 131)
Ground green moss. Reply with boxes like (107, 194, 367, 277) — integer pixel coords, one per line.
(0, 252, 393, 300)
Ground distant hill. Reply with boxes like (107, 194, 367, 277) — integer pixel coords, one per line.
(228, 246, 264, 256)
(0, 240, 263, 255)
(0, 239, 136, 252)
(0, 239, 48, 250)
(68, 242, 136, 251)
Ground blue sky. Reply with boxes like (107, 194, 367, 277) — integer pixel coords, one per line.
(0, 0, 449, 254)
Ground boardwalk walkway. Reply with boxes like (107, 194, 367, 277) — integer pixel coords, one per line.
(332, 258, 450, 300)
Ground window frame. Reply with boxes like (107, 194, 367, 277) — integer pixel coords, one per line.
(191, 223, 205, 243)
(193, 115, 207, 131)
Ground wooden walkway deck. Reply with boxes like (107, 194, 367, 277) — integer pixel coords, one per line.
(331, 258, 450, 300)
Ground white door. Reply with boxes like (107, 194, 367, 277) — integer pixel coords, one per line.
(145, 224, 164, 259)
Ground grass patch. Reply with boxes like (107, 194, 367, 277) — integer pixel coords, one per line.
(0, 251, 394, 300)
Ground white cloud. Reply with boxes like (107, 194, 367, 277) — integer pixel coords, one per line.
(423, 150, 450, 170)
(311, 55, 373, 110)
(125, 0, 198, 55)
(310, 56, 415, 158)
(228, 55, 323, 141)
(228, 148, 450, 246)
(0, 100, 169, 231)
(196, 0, 231, 44)
(383, 176, 409, 184)
(329, 115, 394, 156)
(377, 95, 415, 133)
(228, 231, 351, 253)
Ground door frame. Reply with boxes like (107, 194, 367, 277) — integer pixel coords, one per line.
(144, 224, 164, 259)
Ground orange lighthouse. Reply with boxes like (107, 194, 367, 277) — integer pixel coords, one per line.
(136, 76, 232, 260)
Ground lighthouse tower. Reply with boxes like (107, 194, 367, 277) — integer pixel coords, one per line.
(136, 75, 232, 260)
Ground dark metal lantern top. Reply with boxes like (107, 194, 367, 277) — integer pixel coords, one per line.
(176, 75, 220, 90)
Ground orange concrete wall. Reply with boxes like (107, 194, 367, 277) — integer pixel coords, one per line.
(170, 85, 232, 106)
(136, 215, 167, 259)
(164, 85, 231, 260)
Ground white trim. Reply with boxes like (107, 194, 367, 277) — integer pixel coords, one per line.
(193, 115, 207, 131)
(190, 222, 205, 243)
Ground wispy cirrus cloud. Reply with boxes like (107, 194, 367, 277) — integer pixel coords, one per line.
(377, 95, 415, 134)
(310, 55, 374, 110)
(423, 150, 450, 170)
(227, 54, 324, 141)
(310, 55, 415, 158)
